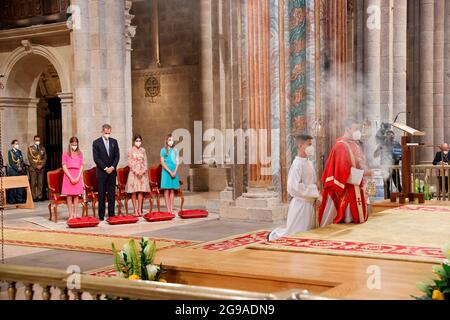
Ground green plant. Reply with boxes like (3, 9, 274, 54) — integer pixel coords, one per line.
(112, 237, 166, 281)
(414, 244, 450, 300)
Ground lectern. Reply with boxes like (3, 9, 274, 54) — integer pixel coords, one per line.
(390, 122, 426, 204)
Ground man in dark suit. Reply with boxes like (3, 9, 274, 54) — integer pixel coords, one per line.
(92, 124, 120, 221)
(433, 143, 449, 193)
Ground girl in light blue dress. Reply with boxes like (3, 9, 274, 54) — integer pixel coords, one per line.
(160, 134, 180, 214)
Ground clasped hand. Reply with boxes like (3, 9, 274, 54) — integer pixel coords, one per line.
(106, 167, 114, 174)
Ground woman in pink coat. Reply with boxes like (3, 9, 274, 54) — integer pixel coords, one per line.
(61, 137, 84, 219)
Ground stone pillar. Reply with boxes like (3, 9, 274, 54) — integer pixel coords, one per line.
(363, 0, 382, 162)
(433, 0, 445, 145)
(190, 0, 228, 193)
(124, 0, 136, 152)
(199, 0, 216, 136)
(106, 0, 127, 163)
(393, 0, 407, 120)
(71, 0, 93, 164)
(364, 0, 381, 155)
(247, 0, 271, 186)
(218, 0, 287, 222)
(71, 0, 132, 166)
(445, 0, 450, 140)
(419, 0, 434, 161)
(58, 92, 73, 147)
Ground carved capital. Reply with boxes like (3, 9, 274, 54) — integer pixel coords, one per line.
(124, 0, 136, 51)
(21, 40, 33, 53)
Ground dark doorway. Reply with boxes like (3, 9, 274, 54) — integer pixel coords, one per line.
(44, 97, 63, 171)
(36, 96, 62, 201)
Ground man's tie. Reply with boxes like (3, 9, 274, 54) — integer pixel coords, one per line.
(105, 139, 110, 157)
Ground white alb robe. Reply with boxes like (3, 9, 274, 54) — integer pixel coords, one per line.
(269, 157, 321, 241)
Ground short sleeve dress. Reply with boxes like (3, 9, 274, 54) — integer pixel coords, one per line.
(61, 151, 84, 196)
(126, 147, 150, 193)
(160, 147, 180, 190)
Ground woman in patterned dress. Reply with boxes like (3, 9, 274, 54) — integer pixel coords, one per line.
(126, 135, 150, 216)
(160, 134, 180, 214)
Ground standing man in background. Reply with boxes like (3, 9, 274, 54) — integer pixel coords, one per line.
(7, 139, 26, 204)
(28, 135, 47, 202)
(93, 124, 120, 221)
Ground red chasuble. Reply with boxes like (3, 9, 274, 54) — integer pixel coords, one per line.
(318, 137, 369, 225)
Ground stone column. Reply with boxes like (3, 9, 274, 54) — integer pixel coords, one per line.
(105, 0, 127, 164)
(419, 0, 434, 161)
(58, 92, 73, 147)
(71, 0, 93, 164)
(433, 0, 445, 145)
(393, 0, 407, 121)
(124, 0, 136, 153)
(364, 0, 381, 152)
(445, 0, 450, 140)
(199, 0, 216, 137)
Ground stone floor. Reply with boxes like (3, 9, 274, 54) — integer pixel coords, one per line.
(0, 191, 281, 273)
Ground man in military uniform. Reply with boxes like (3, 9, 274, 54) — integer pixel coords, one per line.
(27, 135, 47, 202)
(7, 139, 26, 204)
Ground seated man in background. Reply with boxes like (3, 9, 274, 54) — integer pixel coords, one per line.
(432, 143, 450, 193)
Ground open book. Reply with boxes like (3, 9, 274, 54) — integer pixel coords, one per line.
(392, 122, 426, 136)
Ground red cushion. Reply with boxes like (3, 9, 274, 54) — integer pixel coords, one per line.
(143, 212, 175, 222)
(67, 217, 100, 228)
(106, 216, 139, 225)
(178, 210, 209, 219)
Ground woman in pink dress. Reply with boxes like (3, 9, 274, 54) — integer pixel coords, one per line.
(126, 135, 150, 216)
(61, 137, 84, 219)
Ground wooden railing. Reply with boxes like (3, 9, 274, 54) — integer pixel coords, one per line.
(380, 164, 450, 200)
(0, 264, 335, 300)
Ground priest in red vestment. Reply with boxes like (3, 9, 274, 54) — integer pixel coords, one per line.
(319, 119, 372, 226)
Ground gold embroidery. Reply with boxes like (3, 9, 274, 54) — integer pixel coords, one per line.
(340, 140, 366, 223)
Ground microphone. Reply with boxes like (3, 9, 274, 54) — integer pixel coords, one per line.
(393, 111, 410, 123)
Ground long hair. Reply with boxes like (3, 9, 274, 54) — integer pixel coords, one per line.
(68, 137, 80, 157)
(165, 133, 174, 155)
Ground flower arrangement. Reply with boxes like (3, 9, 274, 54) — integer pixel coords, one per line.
(112, 238, 166, 282)
(415, 244, 450, 300)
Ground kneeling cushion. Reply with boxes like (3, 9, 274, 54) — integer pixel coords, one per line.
(67, 217, 100, 228)
(144, 212, 175, 222)
(106, 216, 139, 225)
(178, 210, 209, 219)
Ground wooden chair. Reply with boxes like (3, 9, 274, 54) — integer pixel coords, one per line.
(47, 169, 86, 223)
(116, 167, 130, 215)
(117, 166, 155, 215)
(83, 167, 122, 217)
(148, 165, 184, 212)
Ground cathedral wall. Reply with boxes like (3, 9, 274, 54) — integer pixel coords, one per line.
(131, 0, 201, 187)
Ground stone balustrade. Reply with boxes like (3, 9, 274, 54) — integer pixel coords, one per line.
(0, 264, 335, 300)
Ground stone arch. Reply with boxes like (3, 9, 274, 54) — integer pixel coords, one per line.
(0, 43, 73, 158)
(0, 43, 71, 98)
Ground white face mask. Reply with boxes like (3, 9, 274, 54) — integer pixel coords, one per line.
(352, 130, 362, 141)
(71, 145, 78, 151)
(167, 140, 174, 147)
(305, 146, 315, 158)
(103, 134, 111, 140)
(444, 151, 449, 155)
(135, 141, 142, 148)
(14, 144, 19, 150)
(35, 141, 40, 146)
